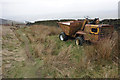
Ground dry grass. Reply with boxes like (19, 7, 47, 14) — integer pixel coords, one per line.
(38, 45, 74, 77)
(33, 39, 57, 57)
(45, 39, 57, 55)
(22, 25, 62, 61)
(84, 31, 118, 63)
(29, 25, 61, 43)
(25, 25, 62, 57)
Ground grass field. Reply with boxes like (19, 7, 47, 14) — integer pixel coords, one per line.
(2, 24, 119, 78)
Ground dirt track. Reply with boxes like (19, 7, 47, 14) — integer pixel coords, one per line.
(2, 26, 26, 78)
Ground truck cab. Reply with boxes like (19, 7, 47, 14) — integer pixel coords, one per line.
(83, 24, 114, 42)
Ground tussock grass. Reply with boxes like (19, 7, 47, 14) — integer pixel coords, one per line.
(29, 25, 61, 43)
(27, 25, 62, 56)
(38, 45, 75, 77)
(84, 31, 118, 63)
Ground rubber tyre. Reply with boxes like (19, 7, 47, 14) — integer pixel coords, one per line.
(59, 32, 68, 41)
(75, 37, 83, 46)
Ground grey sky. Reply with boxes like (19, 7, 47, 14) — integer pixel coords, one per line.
(0, 0, 119, 22)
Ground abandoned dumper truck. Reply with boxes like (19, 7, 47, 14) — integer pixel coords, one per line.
(58, 18, 114, 45)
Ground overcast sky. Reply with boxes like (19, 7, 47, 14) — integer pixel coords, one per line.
(0, 0, 119, 22)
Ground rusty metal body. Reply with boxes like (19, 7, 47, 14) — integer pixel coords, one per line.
(58, 19, 114, 42)
(58, 21, 83, 36)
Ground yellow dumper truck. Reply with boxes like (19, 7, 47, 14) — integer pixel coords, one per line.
(58, 18, 114, 45)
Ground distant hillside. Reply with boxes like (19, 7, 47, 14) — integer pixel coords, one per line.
(101, 19, 120, 30)
(0, 18, 25, 26)
(28, 19, 120, 31)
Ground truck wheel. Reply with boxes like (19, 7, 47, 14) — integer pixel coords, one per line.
(75, 37, 83, 46)
(59, 32, 68, 41)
